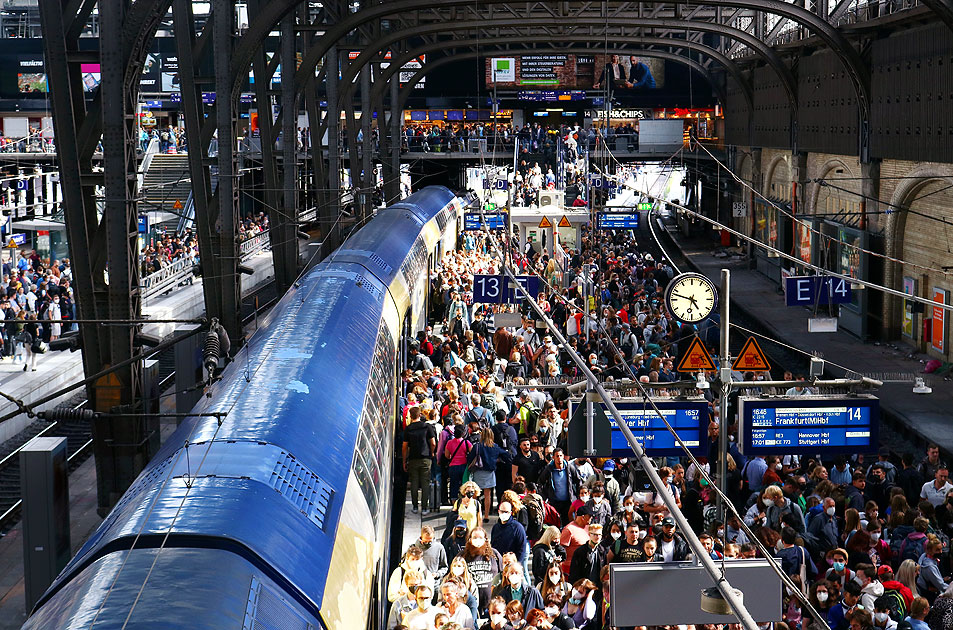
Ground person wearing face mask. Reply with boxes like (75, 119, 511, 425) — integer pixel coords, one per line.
(810, 580, 836, 624)
(444, 557, 480, 623)
(763, 484, 807, 534)
(492, 562, 544, 614)
(387, 569, 423, 630)
(586, 482, 613, 530)
(492, 500, 529, 564)
(776, 526, 818, 584)
(479, 596, 514, 630)
(615, 495, 644, 529)
(809, 497, 842, 555)
(402, 583, 438, 630)
(562, 578, 598, 628)
(463, 527, 504, 612)
(826, 548, 858, 589)
(531, 527, 566, 585)
(569, 523, 609, 583)
(388, 545, 434, 603)
(866, 521, 893, 567)
(602, 520, 625, 553)
(417, 525, 449, 579)
(541, 591, 574, 630)
(871, 596, 900, 630)
(444, 519, 471, 560)
(857, 563, 886, 612)
(537, 560, 571, 603)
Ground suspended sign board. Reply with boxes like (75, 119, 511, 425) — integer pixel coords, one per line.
(569, 398, 709, 457)
(740, 395, 879, 455)
(597, 211, 640, 230)
(463, 212, 507, 231)
(785, 275, 852, 306)
(472, 274, 541, 304)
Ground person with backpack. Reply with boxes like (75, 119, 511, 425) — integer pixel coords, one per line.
(900, 518, 932, 565)
(858, 563, 887, 611)
(873, 595, 901, 629)
(826, 548, 857, 588)
(466, 394, 492, 429)
(881, 566, 915, 614)
(516, 390, 540, 438)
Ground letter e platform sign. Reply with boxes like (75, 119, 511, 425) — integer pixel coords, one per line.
(676, 337, 716, 373)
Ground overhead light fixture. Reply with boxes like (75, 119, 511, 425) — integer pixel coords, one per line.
(696, 372, 710, 390)
(913, 377, 932, 395)
(700, 586, 743, 615)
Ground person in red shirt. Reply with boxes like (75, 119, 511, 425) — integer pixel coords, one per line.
(878, 566, 914, 609)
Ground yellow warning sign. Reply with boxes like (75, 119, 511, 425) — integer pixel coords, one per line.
(558, 215, 572, 228)
(539, 216, 553, 229)
(734, 336, 771, 372)
(173, 199, 184, 210)
(677, 337, 717, 373)
(7, 239, 16, 248)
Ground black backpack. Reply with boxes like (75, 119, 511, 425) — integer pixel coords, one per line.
(876, 592, 907, 623)
(522, 494, 545, 540)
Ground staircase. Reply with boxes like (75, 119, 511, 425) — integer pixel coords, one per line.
(141, 153, 192, 231)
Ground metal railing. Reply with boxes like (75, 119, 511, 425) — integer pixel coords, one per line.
(141, 256, 198, 302)
(239, 231, 270, 259)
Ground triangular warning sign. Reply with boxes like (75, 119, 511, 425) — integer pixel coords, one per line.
(539, 216, 553, 228)
(677, 337, 717, 373)
(734, 336, 771, 371)
(172, 199, 183, 210)
(7, 239, 16, 248)
(558, 215, 572, 228)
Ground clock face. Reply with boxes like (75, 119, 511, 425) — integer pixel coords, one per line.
(665, 273, 718, 323)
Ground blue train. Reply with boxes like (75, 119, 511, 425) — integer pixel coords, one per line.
(23, 187, 464, 629)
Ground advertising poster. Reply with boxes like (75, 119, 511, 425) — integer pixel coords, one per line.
(161, 55, 179, 92)
(486, 53, 663, 90)
(17, 56, 46, 93)
(932, 287, 947, 354)
(796, 221, 812, 264)
(81, 63, 101, 92)
(139, 52, 161, 90)
(902, 276, 916, 338)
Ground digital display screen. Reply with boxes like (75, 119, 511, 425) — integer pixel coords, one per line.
(598, 211, 640, 230)
(740, 396, 879, 454)
(464, 212, 507, 231)
(571, 399, 709, 457)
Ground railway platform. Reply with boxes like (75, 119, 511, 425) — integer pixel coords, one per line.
(662, 223, 953, 460)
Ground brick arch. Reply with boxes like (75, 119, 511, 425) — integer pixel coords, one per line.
(883, 164, 953, 337)
(807, 157, 857, 216)
(765, 154, 791, 201)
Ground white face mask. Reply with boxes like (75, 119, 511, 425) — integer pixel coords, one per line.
(639, 530, 648, 539)
(826, 506, 836, 516)
(471, 537, 486, 547)
(593, 496, 603, 505)
(490, 613, 506, 625)
(572, 589, 585, 600)
(871, 532, 881, 542)
(508, 573, 522, 587)
(763, 498, 775, 508)
(417, 599, 431, 611)
(452, 565, 465, 576)
(611, 532, 622, 540)
(875, 613, 889, 624)
(717, 529, 725, 538)
(817, 592, 829, 603)
(499, 512, 511, 523)
(545, 606, 560, 617)
(549, 573, 561, 585)
(624, 505, 634, 512)
(579, 495, 590, 503)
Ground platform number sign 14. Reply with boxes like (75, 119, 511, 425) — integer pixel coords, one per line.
(785, 276, 852, 306)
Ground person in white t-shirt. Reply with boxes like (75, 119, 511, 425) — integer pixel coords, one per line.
(920, 466, 952, 507)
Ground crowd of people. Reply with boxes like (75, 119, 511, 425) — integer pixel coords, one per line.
(0, 251, 75, 370)
(139, 125, 187, 154)
(400, 123, 638, 156)
(389, 225, 953, 630)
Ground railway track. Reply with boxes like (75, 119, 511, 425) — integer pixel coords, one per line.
(0, 399, 93, 534)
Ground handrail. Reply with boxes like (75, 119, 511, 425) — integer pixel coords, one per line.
(239, 232, 270, 260)
(137, 137, 161, 190)
(177, 189, 195, 235)
(140, 256, 198, 302)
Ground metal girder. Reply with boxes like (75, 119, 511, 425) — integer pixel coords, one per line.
(38, 0, 107, 386)
(277, 13, 299, 291)
(173, 0, 220, 333)
(336, 16, 794, 112)
(213, 0, 243, 345)
(920, 0, 953, 33)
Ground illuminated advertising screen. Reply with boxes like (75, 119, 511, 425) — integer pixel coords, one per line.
(487, 53, 664, 90)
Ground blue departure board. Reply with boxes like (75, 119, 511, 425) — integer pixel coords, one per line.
(464, 212, 507, 231)
(740, 396, 880, 455)
(570, 399, 709, 457)
(598, 211, 640, 230)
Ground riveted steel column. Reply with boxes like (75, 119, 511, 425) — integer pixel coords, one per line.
(213, 0, 242, 345)
(389, 74, 401, 202)
(277, 14, 299, 290)
(360, 63, 373, 218)
(326, 44, 341, 251)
